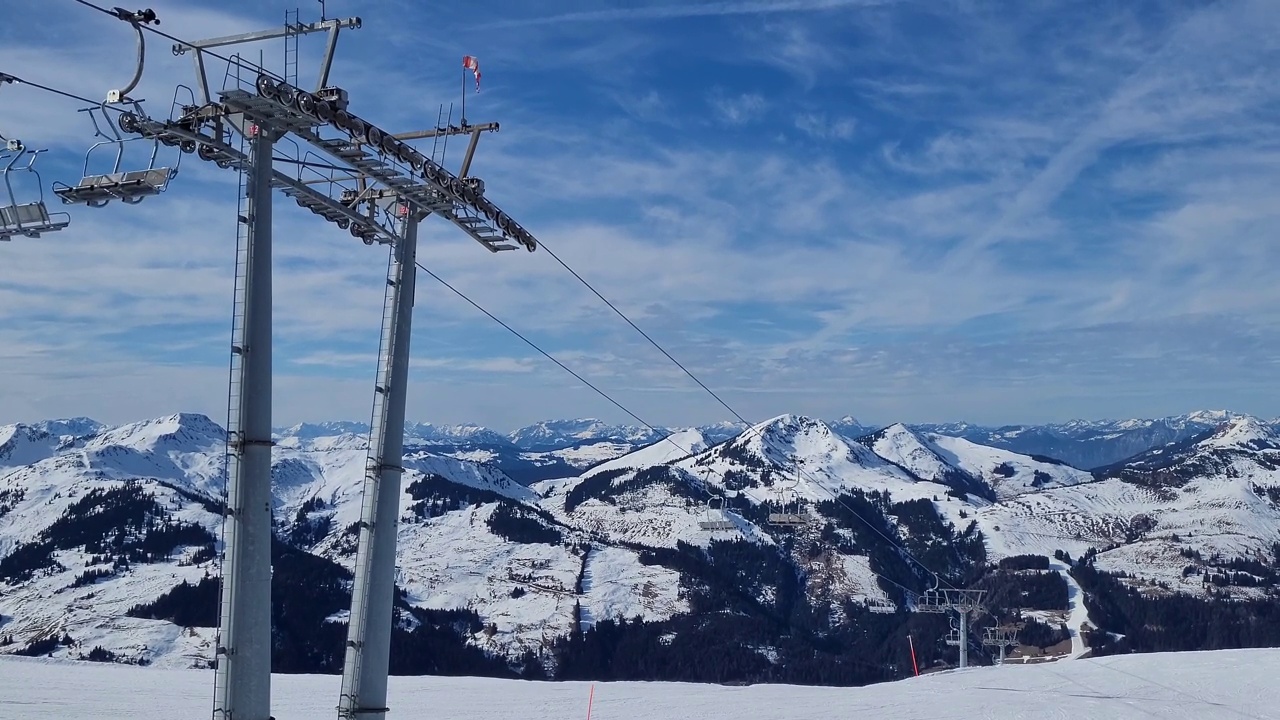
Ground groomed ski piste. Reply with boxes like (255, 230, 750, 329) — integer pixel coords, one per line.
(1, 648, 1275, 719)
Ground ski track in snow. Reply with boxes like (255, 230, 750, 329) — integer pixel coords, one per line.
(1049, 559, 1090, 660)
(1, 648, 1278, 719)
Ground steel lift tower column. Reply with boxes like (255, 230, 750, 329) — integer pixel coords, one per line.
(338, 207, 421, 720)
(215, 123, 276, 720)
(162, 16, 364, 720)
(116, 14, 537, 715)
(338, 119, 503, 719)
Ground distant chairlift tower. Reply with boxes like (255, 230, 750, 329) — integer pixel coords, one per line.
(913, 582, 986, 669)
(982, 626, 1019, 665)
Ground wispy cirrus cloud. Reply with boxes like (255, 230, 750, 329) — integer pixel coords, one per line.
(478, 0, 898, 29)
(3, 0, 1280, 431)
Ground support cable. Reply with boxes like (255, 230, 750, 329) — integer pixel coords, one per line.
(536, 240, 956, 588)
(68, 0, 289, 83)
(415, 260, 922, 599)
(532, 244, 1273, 716)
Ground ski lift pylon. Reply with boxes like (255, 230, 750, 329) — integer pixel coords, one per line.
(0, 140, 70, 242)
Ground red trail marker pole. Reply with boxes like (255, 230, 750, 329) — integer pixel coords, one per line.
(586, 683, 596, 720)
(908, 634, 920, 677)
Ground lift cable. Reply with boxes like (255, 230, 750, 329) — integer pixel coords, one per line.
(68, 0, 289, 84)
(414, 259, 925, 599)
(532, 238, 962, 586)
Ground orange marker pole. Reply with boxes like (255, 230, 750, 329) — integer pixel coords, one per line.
(908, 634, 920, 677)
(586, 683, 596, 720)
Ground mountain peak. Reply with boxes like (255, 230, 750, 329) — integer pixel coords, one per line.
(85, 413, 226, 453)
(1200, 416, 1277, 450)
(508, 418, 664, 450)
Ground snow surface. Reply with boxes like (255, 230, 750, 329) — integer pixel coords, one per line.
(6, 410, 1280, 670)
(2, 648, 1278, 719)
(586, 429, 708, 475)
(1199, 416, 1276, 450)
(924, 433, 1094, 499)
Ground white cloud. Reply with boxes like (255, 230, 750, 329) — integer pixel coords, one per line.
(794, 112, 855, 139)
(480, 0, 899, 29)
(708, 91, 767, 125)
(3, 0, 1280, 429)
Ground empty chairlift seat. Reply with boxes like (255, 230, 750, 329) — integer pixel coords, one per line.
(0, 201, 69, 241)
(698, 495, 737, 532)
(0, 144, 71, 241)
(53, 167, 173, 207)
(51, 101, 181, 208)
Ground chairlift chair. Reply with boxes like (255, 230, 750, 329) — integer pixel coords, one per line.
(766, 478, 810, 527)
(698, 493, 736, 532)
(53, 103, 178, 208)
(0, 140, 70, 241)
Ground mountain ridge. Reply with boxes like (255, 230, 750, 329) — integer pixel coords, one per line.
(4, 410, 1278, 679)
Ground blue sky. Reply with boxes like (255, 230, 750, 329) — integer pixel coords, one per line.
(1, 0, 1278, 431)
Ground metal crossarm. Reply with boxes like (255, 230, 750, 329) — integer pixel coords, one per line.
(218, 82, 537, 253)
(127, 116, 398, 245)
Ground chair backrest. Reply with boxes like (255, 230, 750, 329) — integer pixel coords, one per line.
(13, 202, 50, 224)
(1, 202, 50, 227)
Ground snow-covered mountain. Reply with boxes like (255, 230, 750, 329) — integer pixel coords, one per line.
(908, 411, 1243, 470)
(857, 423, 1093, 501)
(973, 416, 1280, 595)
(4, 410, 1279, 678)
(506, 419, 666, 451)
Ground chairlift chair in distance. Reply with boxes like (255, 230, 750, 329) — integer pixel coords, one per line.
(0, 140, 70, 241)
(767, 477, 809, 527)
(698, 493, 736, 532)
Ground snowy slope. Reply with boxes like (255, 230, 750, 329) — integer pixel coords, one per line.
(0, 418, 226, 667)
(682, 415, 936, 506)
(0, 425, 64, 470)
(508, 419, 665, 450)
(585, 429, 708, 475)
(974, 417, 1280, 592)
(0, 415, 575, 667)
(923, 433, 1094, 499)
(2, 648, 1277, 720)
(380, 503, 684, 658)
(6, 410, 1280, 673)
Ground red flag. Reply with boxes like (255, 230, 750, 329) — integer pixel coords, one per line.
(462, 55, 481, 93)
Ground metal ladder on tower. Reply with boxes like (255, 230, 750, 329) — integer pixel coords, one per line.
(430, 104, 453, 168)
(337, 237, 402, 716)
(364, 242, 400, 499)
(283, 8, 300, 88)
(212, 122, 253, 720)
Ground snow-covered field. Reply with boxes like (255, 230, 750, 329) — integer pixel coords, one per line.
(1, 648, 1276, 719)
